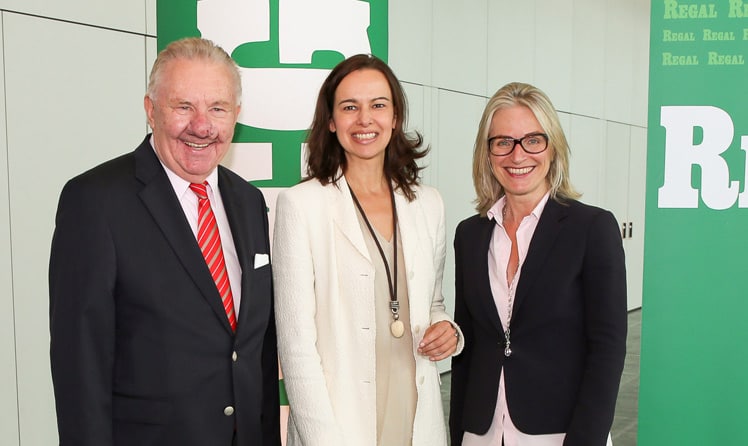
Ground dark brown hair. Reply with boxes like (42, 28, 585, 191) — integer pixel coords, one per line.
(305, 54, 427, 201)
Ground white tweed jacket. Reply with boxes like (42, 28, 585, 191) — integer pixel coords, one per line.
(273, 176, 463, 446)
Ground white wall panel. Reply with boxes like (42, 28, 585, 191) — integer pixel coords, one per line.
(604, 0, 634, 124)
(631, 0, 651, 127)
(434, 90, 486, 371)
(602, 121, 631, 226)
(627, 126, 647, 309)
(146, 35, 158, 95)
(146, 0, 157, 36)
(0, 0, 148, 35)
(432, 0, 488, 96)
(402, 82, 435, 185)
(0, 14, 20, 446)
(568, 115, 604, 207)
(571, 0, 606, 118)
(534, 0, 574, 112)
(389, 0, 432, 86)
(4, 13, 147, 444)
(486, 0, 536, 94)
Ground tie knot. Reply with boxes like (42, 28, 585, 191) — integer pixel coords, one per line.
(189, 182, 208, 200)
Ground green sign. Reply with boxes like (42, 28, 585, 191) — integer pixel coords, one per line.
(640, 1, 748, 443)
(157, 0, 388, 188)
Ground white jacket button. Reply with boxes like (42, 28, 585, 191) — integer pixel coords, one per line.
(224, 406, 235, 416)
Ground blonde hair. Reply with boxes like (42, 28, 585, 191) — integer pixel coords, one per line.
(472, 82, 580, 216)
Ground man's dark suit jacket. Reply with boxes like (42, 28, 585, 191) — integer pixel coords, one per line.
(449, 198, 627, 446)
(49, 136, 280, 446)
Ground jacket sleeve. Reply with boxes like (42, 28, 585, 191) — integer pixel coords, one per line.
(49, 179, 116, 446)
(449, 219, 472, 446)
(425, 190, 464, 354)
(272, 189, 345, 445)
(564, 210, 627, 445)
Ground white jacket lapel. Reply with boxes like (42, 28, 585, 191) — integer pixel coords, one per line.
(332, 176, 371, 262)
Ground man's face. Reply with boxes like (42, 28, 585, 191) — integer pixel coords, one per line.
(144, 57, 240, 183)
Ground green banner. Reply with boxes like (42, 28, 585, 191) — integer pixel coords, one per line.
(157, 0, 388, 188)
(640, 1, 748, 443)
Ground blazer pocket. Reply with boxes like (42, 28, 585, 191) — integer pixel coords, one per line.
(250, 262, 272, 281)
(113, 394, 172, 425)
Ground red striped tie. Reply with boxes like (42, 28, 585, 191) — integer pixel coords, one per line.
(189, 182, 237, 332)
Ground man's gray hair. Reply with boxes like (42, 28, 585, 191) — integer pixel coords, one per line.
(146, 37, 241, 105)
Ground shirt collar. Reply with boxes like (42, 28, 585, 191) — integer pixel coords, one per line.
(487, 191, 552, 224)
(149, 136, 219, 199)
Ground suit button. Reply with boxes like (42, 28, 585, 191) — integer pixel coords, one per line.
(232, 351, 238, 362)
(224, 406, 235, 416)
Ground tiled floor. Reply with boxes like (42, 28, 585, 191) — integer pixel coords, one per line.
(611, 308, 641, 446)
(441, 309, 642, 445)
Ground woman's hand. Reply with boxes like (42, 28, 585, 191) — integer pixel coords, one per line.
(417, 320, 459, 361)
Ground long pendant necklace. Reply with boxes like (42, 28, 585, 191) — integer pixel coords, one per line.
(504, 275, 518, 357)
(349, 181, 404, 338)
(503, 204, 518, 357)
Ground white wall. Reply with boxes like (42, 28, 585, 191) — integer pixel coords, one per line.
(0, 1, 649, 444)
(389, 0, 650, 324)
(0, 2, 156, 444)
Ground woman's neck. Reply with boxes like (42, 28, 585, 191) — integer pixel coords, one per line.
(503, 191, 547, 226)
(344, 163, 389, 197)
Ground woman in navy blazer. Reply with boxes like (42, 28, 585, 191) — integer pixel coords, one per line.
(449, 82, 627, 446)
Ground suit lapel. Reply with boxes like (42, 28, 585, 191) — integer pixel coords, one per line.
(513, 199, 568, 317)
(472, 218, 504, 333)
(394, 191, 426, 321)
(394, 191, 416, 283)
(333, 176, 372, 262)
(134, 141, 235, 334)
(218, 168, 262, 334)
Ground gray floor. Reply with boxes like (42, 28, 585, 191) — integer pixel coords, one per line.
(441, 309, 641, 445)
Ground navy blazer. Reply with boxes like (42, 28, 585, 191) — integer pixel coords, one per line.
(449, 198, 627, 446)
(49, 136, 280, 446)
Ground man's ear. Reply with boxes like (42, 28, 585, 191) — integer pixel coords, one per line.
(144, 95, 155, 128)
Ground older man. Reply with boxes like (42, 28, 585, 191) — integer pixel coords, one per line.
(49, 37, 279, 446)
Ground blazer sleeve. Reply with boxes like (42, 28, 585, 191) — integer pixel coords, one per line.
(564, 210, 627, 445)
(449, 219, 472, 446)
(423, 189, 464, 354)
(272, 189, 345, 446)
(49, 179, 117, 446)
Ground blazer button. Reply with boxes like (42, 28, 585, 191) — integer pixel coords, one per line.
(224, 406, 235, 416)
(232, 351, 238, 362)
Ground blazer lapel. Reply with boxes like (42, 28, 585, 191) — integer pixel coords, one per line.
(333, 176, 372, 263)
(513, 199, 568, 317)
(216, 168, 256, 335)
(134, 141, 235, 334)
(393, 191, 426, 321)
(472, 218, 504, 333)
(394, 191, 416, 280)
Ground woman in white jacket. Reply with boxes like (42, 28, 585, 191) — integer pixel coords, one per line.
(273, 54, 463, 446)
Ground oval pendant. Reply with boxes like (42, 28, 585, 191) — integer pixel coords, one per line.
(390, 320, 405, 338)
(504, 346, 512, 357)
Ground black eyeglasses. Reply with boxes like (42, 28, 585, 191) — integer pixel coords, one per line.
(487, 133, 549, 156)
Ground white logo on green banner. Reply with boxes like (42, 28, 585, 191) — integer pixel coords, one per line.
(157, 0, 388, 188)
(641, 1, 748, 444)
